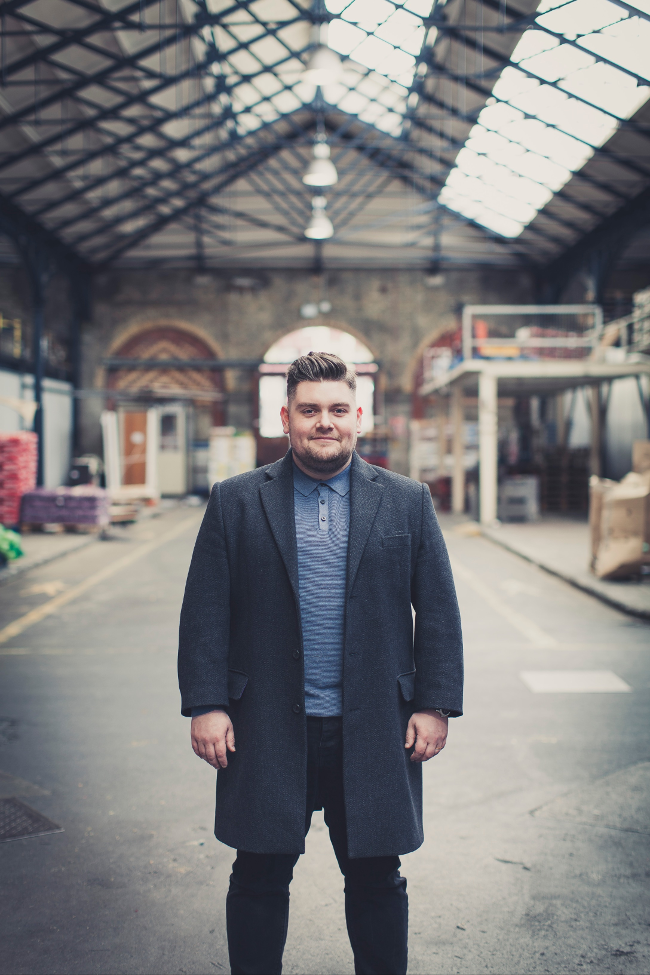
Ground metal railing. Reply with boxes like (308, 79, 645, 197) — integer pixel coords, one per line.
(595, 302, 650, 357)
(461, 304, 603, 362)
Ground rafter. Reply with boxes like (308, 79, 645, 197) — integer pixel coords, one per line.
(3, 0, 162, 80)
(0, 0, 646, 272)
(540, 183, 650, 299)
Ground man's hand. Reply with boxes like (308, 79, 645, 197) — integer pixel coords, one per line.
(405, 709, 448, 762)
(191, 710, 235, 769)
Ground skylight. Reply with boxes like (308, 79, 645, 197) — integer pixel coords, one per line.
(439, 0, 650, 238)
(322, 0, 433, 134)
(206, 0, 434, 138)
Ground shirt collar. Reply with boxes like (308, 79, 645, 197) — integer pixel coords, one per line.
(292, 458, 351, 497)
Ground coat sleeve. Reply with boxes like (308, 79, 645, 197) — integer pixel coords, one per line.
(178, 483, 231, 716)
(410, 483, 464, 716)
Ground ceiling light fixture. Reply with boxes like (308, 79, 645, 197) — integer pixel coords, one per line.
(305, 196, 334, 240)
(303, 24, 342, 87)
(302, 142, 338, 187)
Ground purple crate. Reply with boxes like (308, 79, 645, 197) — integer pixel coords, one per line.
(21, 487, 110, 525)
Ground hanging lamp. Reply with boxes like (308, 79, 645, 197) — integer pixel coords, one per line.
(303, 45, 342, 86)
(305, 196, 334, 240)
(303, 24, 342, 87)
(302, 142, 338, 187)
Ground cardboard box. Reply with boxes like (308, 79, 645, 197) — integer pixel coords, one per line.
(594, 535, 645, 581)
(632, 440, 650, 474)
(594, 472, 650, 579)
(589, 476, 617, 563)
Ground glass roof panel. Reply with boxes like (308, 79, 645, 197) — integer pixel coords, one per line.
(324, 0, 432, 132)
(201, 0, 431, 140)
(439, 0, 650, 237)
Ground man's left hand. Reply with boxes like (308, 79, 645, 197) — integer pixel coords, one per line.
(405, 709, 448, 762)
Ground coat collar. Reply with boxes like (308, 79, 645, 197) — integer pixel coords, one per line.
(261, 449, 384, 600)
(260, 450, 299, 602)
(347, 451, 384, 595)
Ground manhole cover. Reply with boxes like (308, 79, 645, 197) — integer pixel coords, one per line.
(0, 797, 63, 842)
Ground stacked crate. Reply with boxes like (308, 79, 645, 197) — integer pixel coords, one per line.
(21, 486, 110, 528)
(0, 432, 38, 526)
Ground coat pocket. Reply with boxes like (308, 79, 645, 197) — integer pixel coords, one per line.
(397, 670, 416, 702)
(382, 533, 411, 549)
(228, 669, 249, 701)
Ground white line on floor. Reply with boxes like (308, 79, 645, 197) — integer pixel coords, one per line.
(520, 670, 631, 693)
(449, 556, 558, 649)
(0, 514, 201, 645)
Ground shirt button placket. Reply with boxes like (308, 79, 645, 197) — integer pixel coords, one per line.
(318, 486, 328, 532)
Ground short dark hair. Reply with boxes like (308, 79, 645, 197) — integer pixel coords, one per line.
(286, 351, 356, 401)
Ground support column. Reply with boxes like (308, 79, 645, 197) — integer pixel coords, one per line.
(556, 392, 566, 448)
(451, 384, 465, 514)
(31, 293, 45, 486)
(437, 406, 446, 476)
(590, 384, 601, 477)
(479, 371, 498, 525)
(68, 268, 91, 457)
(15, 235, 52, 488)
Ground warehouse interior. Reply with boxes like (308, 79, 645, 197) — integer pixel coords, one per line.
(0, 0, 649, 517)
(0, 2, 650, 972)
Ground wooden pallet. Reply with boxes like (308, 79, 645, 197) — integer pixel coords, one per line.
(20, 522, 104, 534)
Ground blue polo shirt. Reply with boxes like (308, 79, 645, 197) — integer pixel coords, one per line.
(292, 460, 351, 717)
(190, 458, 351, 720)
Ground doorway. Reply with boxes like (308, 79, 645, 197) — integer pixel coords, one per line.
(157, 404, 187, 496)
(257, 324, 378, 466)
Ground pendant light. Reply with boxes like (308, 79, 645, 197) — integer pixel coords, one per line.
(303, 24, 342, 87)
(303, 142, 338, 187)
(305, 196, 334, 240)
(303, 45, 342, 86)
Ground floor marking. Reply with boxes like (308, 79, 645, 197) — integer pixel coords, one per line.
(520, 670, 631, 693)
(0, 514, 200, 645)
(0, 647, 169, 656)
(449, 556, 558, 649)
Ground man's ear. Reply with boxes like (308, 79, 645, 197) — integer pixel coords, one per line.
(356, 406, 363, 433)
(281, 404, 290, 435)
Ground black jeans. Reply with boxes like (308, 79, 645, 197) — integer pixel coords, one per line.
(226, 717, 408, 975)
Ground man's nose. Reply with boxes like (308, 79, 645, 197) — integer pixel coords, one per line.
(316, 412, 334, 428)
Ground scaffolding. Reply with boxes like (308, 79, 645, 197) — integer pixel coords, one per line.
(419, 304, 650, 525)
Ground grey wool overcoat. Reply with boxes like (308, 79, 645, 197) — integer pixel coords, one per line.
(178, 449, 463, 859)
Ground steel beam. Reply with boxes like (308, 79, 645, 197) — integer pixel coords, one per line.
(539, 185, 650, 301)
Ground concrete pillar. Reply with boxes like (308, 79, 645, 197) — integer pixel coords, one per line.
(409, 420, 420, 481)
(590, 384, 601, 476)
(437, 408, 447, 476)
(556, 392, 566, 448)
(479, 371, 498, 525)
(451, 385, 465, 514)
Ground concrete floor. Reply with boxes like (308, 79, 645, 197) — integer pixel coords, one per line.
(0, 504, 648, 975)
(482, 517, 650, 620)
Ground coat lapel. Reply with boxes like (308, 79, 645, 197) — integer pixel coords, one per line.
(347, 452, 384, 596)
(260, 450, 300, 602)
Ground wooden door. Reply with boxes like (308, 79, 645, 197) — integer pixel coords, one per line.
(122, 412, 147, 485)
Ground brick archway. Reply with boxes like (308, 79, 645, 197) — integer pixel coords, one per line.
(107, 323, 224, 424)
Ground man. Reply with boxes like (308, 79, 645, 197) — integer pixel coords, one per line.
(178, 352, 463, 975)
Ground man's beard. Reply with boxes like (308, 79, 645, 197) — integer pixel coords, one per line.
(293, 436, 354, 475)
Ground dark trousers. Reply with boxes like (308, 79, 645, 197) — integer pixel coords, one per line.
(226, 717, 408, 975)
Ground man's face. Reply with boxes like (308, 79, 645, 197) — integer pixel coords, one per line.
(280, 380, 363, 476)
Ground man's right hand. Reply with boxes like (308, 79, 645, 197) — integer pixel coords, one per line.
(191, 709, 235, 769)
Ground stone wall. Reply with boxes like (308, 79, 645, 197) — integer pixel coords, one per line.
(79, 265, 536, 458)
(4, 261, 647, 474)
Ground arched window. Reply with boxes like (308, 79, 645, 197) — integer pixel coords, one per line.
(259, 325, 377, 439)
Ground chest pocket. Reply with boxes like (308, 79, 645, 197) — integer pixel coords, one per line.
(381, 533, 411, 549)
